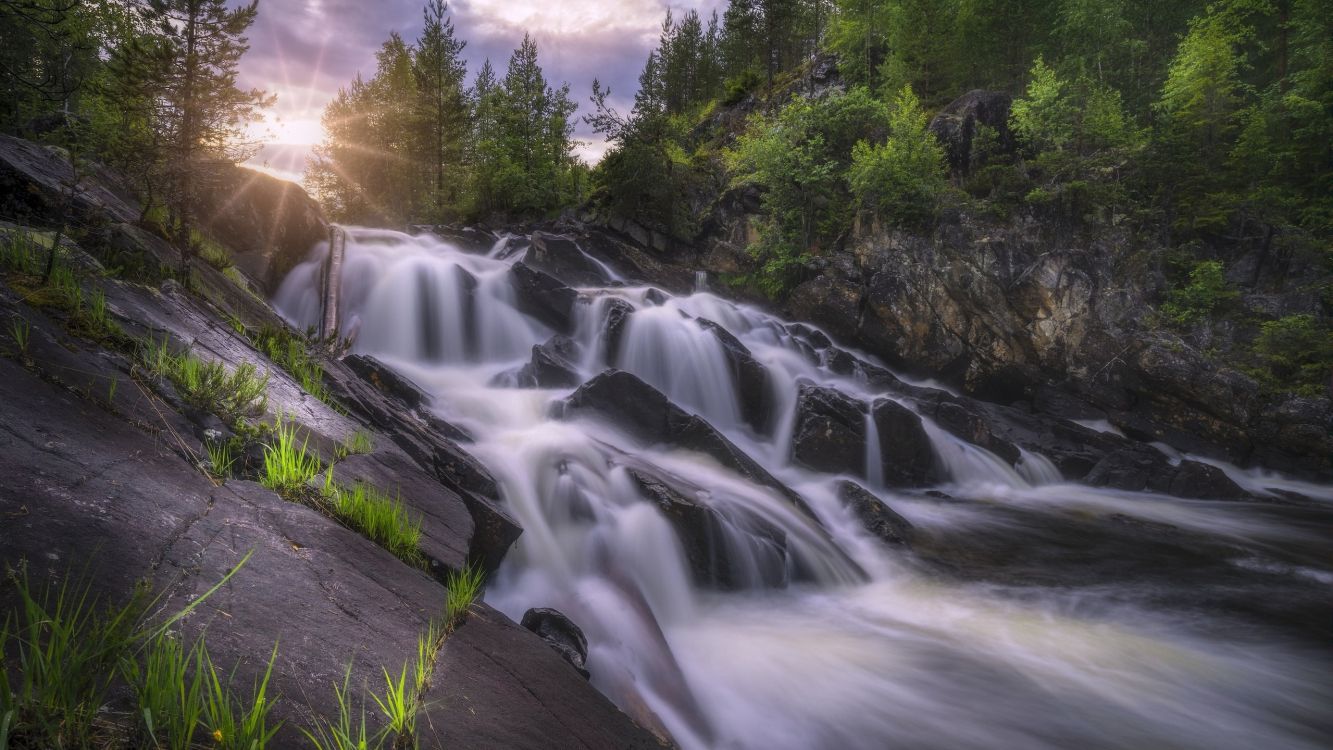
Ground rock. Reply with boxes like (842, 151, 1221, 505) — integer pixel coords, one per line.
(344, 353, 432, 410)
(629, 469, 787, 589)
(927, 90, 1016, 175)
(0, 133, 139, 226)
(871, 399, 940, 487)
(1167, 460, 1248, 500)
(562, 370, 818, 519)
(414, 224, 498, 252)
(511, 261, 578, 334)
(510, 335, 582, 388)
(194, 162, 328, 292)
(697, 318, 773, 435)
(835, 481, 914, 546)
(521, 607, 591, 678)
(791, 385, 868, 477)
(600, 298, 636, 366)
(1084, 447, 1175, 492)
(918, 393, 1021, 465)
(423, 603, 667, 749)
(528, 231, 608, 286)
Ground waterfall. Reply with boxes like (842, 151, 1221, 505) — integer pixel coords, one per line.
(274, 227, 1333, 750)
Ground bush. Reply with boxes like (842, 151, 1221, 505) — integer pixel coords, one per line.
(140, 338, 270, 422)
(1252, 314, 1333, 396)
(848, 85, 948, 224)
(1160, 260, 1239, 325)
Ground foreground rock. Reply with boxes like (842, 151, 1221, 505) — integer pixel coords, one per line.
(836, 481, 914, 546)
(522, 607, 591, 678)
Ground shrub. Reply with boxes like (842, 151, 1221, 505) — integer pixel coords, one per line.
(848, 85, 948, 224)
(140, 338, 270, 421)
(1160, 260, 1239, 325)
(1252, 314, 1333, 396)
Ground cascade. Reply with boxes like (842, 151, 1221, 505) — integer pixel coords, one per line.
(275, 227, 1333, 750)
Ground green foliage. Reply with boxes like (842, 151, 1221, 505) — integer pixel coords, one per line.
(729, 87, 888, 295)
(1160, 260, 1240, 325)
(445, 563, 485, 628)
(301, 665, 384, 750)
(200, 644, 281, 750)
(371, 664, 417, 743)
(324, 480, 425, 567)
(848, 85, 948, 223)
(250, 325, 330, 403)
(126, 633, 206, 749)
(260, 419, 323, 495)
(1251, 314, 1333, 396)
(140, 338, 270, 422)
(1012, 57, 1138, 155)
(335, 430, 375, 460)
(9, 316, 30, 358)
(205, 436, 243, 481)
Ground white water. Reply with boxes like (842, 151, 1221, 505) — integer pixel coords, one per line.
(275, 228, 1333, 750)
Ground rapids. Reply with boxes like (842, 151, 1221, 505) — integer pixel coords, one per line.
(275, 227, 1333, 750)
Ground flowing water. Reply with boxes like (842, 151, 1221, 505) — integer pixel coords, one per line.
(276, 228, 1333, 750)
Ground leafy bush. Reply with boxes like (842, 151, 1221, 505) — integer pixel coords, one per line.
(728, 87, 888, 296)
(1252, 314, 1333, 396)
(848, 85, 948, 224)
(1160, 260, 1239, 325)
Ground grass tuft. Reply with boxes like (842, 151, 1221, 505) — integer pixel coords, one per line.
(301, 665, 385, 750)
(126, 632, 206, 749)
(324, 480, 424, 567)
(9, 316, 30, 357)
(335, 430, 374, 460)
(260, 418, 323, 495)
(141, 337, 269, 422)
(201, 643, 282, 750)
(251, 324, 331, 404)
(445, 563, 485, 629)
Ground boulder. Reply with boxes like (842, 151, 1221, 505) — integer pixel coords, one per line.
(630, 469, 787, 590)
(927, 89, 1016, 175)
(414, 224, 498, 252)
(601, 298, 636, 366)
(697, 318, 774, 435)
(791, 385, 868, 477)
(511, 335, 582, 388)
(194, 162, 328, 292)
(561, 370, 817, 519)
(528, 231, 609, 286)
(0, 133, 139, 226)
(1167, 460, 1248, 500)
(510, 261, 578, 334)
(345, 353, 433, 410)
(521, 608, 591, 679)
(871, 399, 940, 487)
(835, 481, 914, 546)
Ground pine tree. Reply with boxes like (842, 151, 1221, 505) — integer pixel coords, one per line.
(412, 0, 468, 220)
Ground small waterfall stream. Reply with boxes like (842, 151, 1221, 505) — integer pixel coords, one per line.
(275, 228, 1333, 750)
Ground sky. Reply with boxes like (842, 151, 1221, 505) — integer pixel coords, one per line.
(238, 0, 726, 184)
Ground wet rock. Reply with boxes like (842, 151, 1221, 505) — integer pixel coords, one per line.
(835, 481, 914, 546)
(927, 90, 1016, 175)
(601, 298, 636, 365)
(413, 224, 498, 252)
(697, 318, 773, 435)
(512, 335, 582, 388)
(562, 370, 818, 519)
(1084, 448, 1176, 492)
(528, 231, 608, 286)
(914, 392, 1021, 465)
(630, 469, 787, 590)
(871, 399, 940, 487)
(1167, 460, 1248, 500)
(423, 603, 667, 749)
(511, 261, 578, 334)
(345, 353, 432, 410)
(521, 607, 591, 679)
(791, 385, 868, 477)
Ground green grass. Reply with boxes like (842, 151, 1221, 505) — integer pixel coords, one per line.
(205, 437, 241, 480)
(140, 337, 270, 422)
(324, 478, 424, 567)
(445, 563, 485, 629)
(301, 666, 385, 750)
(201, 644, 281, 750)
(125, 632, 206, 749)
(371, 664, 416, 745)
(251, 325, 331, 404)
(192, 230, 233, 271)
(0, 553, 254, 748)
(335, 430, 374, 460)
(260, 419, 323, 495)
(9, 316, 30, 357)
(0, 231, 45, 276)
